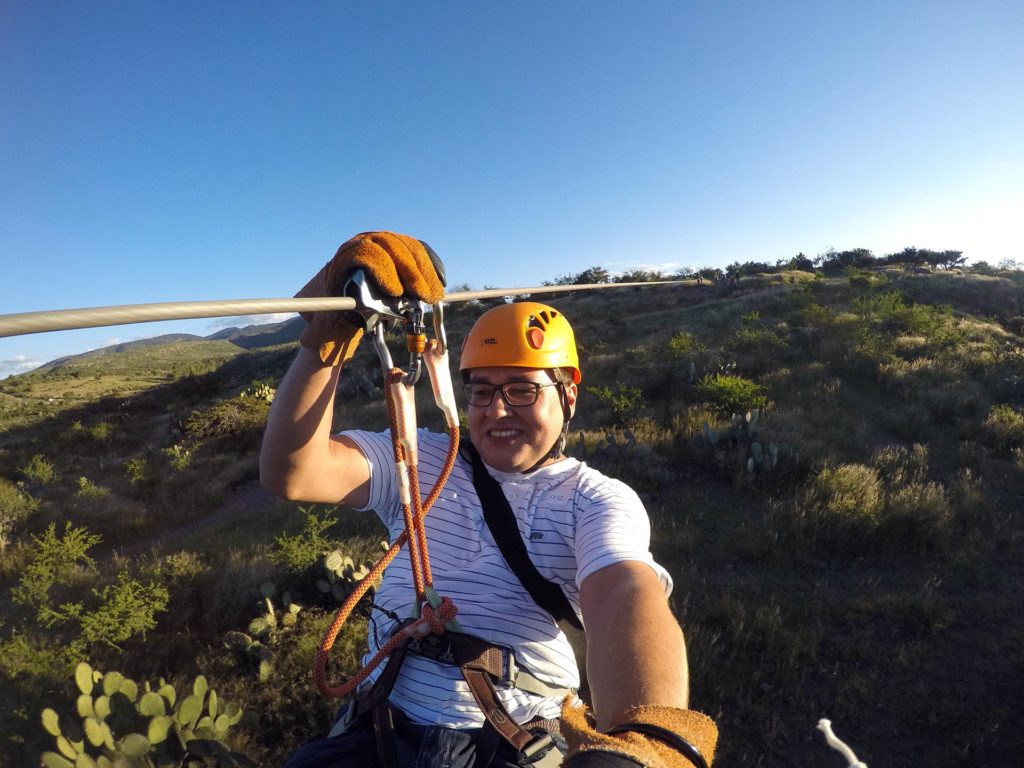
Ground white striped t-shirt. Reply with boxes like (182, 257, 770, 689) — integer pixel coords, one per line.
(344, 428, 672, 727)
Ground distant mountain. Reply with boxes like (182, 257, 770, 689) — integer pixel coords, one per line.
(205, 316, 304, 350)
(34, 317, 305, 373)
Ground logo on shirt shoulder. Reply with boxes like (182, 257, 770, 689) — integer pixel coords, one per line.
(530, 532, 545, 541)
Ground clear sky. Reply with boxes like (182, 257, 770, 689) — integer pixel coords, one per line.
(2, 1, 1022, 377)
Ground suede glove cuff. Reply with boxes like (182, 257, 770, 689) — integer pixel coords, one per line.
(562, 698, 718, 768)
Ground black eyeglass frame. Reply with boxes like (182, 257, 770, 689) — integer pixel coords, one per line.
(462, 381, 562, 408)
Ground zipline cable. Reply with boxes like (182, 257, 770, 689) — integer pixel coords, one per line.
(0, 280, 691, 339)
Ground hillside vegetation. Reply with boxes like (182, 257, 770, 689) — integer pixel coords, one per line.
(1, 265, 1023, 766)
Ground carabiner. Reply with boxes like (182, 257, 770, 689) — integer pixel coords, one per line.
(432, 301, 447, 355)
(344, 269, 450, 387)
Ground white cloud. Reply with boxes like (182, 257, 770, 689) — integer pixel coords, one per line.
(0, 354, 42, 379)
(205, 313, 297, 332)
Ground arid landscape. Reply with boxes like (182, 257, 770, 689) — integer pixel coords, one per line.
(3, 258, 1023, 767)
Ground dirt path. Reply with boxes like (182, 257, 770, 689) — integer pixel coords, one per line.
(117, 481, 274, 557)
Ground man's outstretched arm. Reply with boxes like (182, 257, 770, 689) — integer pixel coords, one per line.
(565, 561, 718, 767)
(580, 561, 688, 729)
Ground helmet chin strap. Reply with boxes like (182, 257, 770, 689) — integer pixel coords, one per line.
(524, 384, 573, 474)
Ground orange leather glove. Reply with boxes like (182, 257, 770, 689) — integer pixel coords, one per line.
(296, 232, 446, 366)
(561, 699, 718, 768)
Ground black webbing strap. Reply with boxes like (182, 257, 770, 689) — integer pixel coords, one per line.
(462, 442, 583, 631)
(461, 442, 590, 706)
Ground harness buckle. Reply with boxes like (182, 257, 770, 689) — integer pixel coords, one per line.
(504, 649, 520, 687)
(522, 731, 555, 760)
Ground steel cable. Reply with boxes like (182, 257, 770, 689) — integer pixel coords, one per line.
(0, 281, 691, 338)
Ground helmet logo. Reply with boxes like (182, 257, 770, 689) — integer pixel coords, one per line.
(526, 327, 545, 350)
(484, 337, 498, 345)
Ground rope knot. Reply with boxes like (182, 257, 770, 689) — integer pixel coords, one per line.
(422, 595, 458, 635)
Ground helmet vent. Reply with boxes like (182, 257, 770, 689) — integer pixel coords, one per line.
(527, 310, 559, 330)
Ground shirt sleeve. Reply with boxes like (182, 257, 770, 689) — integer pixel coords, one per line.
(572, 475, 673, 596)
(338, 429, 401, 529)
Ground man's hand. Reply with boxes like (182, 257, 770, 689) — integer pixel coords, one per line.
(561, 700, 718, 768)
(296, 231, 446, 366)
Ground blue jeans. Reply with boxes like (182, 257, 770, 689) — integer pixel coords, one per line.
(283, 707, 566, 768)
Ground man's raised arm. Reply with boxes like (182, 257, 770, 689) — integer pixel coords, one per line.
(259, 231, 446, 507)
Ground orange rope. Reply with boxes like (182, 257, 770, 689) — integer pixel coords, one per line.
(408, 469, 433, 588)
(313, 360, 461, 699)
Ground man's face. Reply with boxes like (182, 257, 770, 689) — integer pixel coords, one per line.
(466, 366, 578, 473)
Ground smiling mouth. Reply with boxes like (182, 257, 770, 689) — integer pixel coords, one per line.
(489, 428, 523, 439)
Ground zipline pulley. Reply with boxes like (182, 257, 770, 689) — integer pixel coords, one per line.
(343, 269, 444, 385)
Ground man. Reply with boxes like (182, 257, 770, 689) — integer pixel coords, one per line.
(260, 232, 717, 767)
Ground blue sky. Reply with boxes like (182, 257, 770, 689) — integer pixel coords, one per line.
(2, 1, 1022, 377)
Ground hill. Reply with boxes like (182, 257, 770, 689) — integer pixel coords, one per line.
(0, 318, 304, 432)
(205, 315, 304, 349)
(1, 266, 1023, 766)
(39, 333, 206, 371)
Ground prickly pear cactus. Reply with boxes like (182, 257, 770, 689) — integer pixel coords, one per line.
(40, 662, 254, 767)
(224, 584, 304, 681)
(317, 548, 372, 603)
(701, 409, 781, 484)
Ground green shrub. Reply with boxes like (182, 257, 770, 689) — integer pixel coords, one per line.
(741, 310, 761, 324)
(798, 302, 835, 327)
(853, 290, 907, 322)
(10, 523, 101, 618)
(89, 421, 113, 441)
(983, 404, 1024, 449)
(732, 327, 786, 351)
(21, 454, 56, 486)
(695, 373, 768, 414)
(667, 331, 702, 359)
(586, 383, 646, 425)
(78, 571, 171, 650)
(62, 421, 88, 442)
(163, 444, 192, 472)
(75, 476, 110, 501)
(0, 478, 39, 550)
(852, 290, 961, 343)
(185, 396, 271, 440)
(4, 523, 169, 681)
(271, 507, 339, 573)
(125, 456, 149, 485)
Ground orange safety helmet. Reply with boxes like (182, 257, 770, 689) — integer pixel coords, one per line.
(459, 301, 582, 383)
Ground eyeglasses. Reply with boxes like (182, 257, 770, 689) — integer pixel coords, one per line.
(463, 381, 561, 408)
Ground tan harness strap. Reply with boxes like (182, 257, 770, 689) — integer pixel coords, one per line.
(462, 667, 536, 752)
